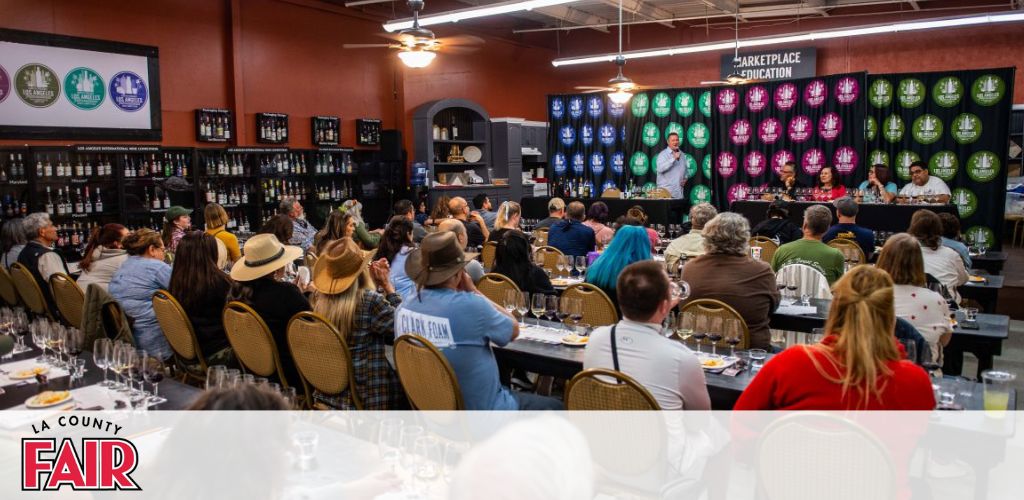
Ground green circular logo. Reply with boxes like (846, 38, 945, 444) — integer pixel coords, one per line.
(674, 92, 695, 117)
(895, 150, 920, 180)
(951, 113, 982, 144)
(63, 67, 104, 110)
(630, 151, 649, 176)
(911, 114, 943, 144)
(701, 155, 711, 179)
(928, 151, 959, 181)
(652, 92, 672, 118)
(631, 93, 649, 117)
(684, 153, 698, 179)
(643, 181, 657, 192)
(966, 151, 1000, 182)
(883, 115, 905, 143)
(869, 150, 889, 167)
(950, 188, 978, 218)
(932, 76, 963, 108)
(897, 78, 925, 108)
(699, 91, 712, 117)
(869, 78, 893, 108)
(641, 122, 661, 147)
(971, 74, 1005, 106)
(965, 226, 995, 248)
(865, 116, 878, 141)
(665, 122, 684, 141)
(15, 63, 60, 108)
(689, 184, 712, 205)
(687, 122, 709, 149)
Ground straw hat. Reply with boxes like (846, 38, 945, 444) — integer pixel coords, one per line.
(230, 233, 303, 282)
(312, 238, 370, 295)
(405, 232, 470, 287)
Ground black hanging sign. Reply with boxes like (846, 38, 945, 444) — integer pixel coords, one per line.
(721, 48, 817, 81)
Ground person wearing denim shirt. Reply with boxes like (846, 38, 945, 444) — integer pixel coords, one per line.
(108, 229, 173, 359)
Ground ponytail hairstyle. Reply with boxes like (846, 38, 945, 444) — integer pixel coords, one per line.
(808, 265, 900, 408)
(79, 223, 127, 272)
(377, 216, 414, 264)
(494, 201, 522, 231)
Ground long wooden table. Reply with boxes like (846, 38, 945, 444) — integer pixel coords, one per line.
(521, 196, 689, 226)
(961, 272, 1004, 313)
(731, 200, 958, 232)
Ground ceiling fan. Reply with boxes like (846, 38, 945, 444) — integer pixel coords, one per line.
(342, 0, 483, 68)
(572, 0, 649, 103)
(700, 8, 761, 86)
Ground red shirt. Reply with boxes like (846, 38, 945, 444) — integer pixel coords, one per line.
(817, 184, 847, 201)
(734, 335, 935, 410)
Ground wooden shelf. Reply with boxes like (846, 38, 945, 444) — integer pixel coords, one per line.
(434, 162, 487, 167)
(433, 139, 485, 145)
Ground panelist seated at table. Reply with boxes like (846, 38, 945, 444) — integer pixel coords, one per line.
(814, 166, 847, 201)
(584, 261, 711, 410)
(856, 164, 898, 203)
(764, 161, 805, 200)
(655, 132, 688, 199)
(899, 161, 951, 203)
(547, 201, 596, 258)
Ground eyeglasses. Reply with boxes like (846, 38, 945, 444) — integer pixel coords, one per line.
(910, 169, 925, 175)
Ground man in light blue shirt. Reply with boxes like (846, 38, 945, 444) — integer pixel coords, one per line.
(655, 132, 687, 198)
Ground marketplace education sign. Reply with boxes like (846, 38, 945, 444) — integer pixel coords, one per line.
(721, 48, 817, 81)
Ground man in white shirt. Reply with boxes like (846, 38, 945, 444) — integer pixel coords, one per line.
(655, 132, 687, 199)
(899, 161, 950, 203)
(583, 261, 711, 410)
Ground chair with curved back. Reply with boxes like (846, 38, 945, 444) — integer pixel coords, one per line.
(650, 188, 673, 199)
(393, 334, 464, 410)
(9, 262, 53, 320)
(749, 236, 779, 263)
(49, 273, 85, 328)
(476, 273, 521, 305)
(563, 282, 618, 327)
(480, 241, 497, 270)
(777, 263, 832, 300)
(827, 238, 867, 266)
(222, 301, 292, 389)
(533, 245, 563, 275)
(287, 312, 362, 410)
(152, 290, 210, 384)
(601, 188, 623, 199)
(102, 300, 135, 346)
(565, 368, 661, 410)
(0, 267, 20, 307)
(532, 228, 549, 247)
(679, 298, 751, 350)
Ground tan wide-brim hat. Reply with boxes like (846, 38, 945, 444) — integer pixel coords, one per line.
(313, 238, 371, 295)
(231, 233, 303, 282)
(405, 231, 471, 287)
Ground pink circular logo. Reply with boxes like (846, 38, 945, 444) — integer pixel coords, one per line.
(775, 83, 797, 111)
(818, 112, 842, 141)
(802, 148, 825, 176)
(833, 146, 858, 174)
(788, 115, 812, 142)
(745, 85, 768, 112)
(717, 152, 738, 177)
(835, 77, 860, 104)
(717, 88, 739, 114)
(728, 183, 750, 204)
(758, 118, 781, 144)
(730, 119, 752, 145)
(745, 151, 767, 177)
(772, 150, 795, 175)
(804, 79, 827, 107)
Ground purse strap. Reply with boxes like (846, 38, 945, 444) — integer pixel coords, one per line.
(610, 324, 620, 373)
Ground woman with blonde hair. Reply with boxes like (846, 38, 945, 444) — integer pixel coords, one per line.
(204, 202, 241, 263)
(487, 201, 522, 243)
(735, 265, 934, 410)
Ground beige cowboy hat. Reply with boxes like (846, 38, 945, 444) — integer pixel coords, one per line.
(230, 233, 303, 282)
(313, 238, 371, 295)
(405, 231, 471, 287)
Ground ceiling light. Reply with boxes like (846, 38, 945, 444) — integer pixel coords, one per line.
(384, 0, 580, 32)
(397, 49, 436, 68)
(608, 89, 633, 104)
(552, 12, 1024, 67)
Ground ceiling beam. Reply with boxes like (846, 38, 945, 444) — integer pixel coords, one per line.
(453, 0, 611, 32)
(701, 0, 743, 20)
(600, 0, 675, 28)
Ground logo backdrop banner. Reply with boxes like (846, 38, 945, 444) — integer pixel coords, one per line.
(866, 68, 1015, 249)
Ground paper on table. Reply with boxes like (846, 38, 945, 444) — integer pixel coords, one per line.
(517, 325, 568, 344)
(775, 304, 819, 316)
(0, 359, 70, 387)
(5, 384, 130, 413)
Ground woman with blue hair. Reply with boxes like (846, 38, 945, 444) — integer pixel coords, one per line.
(585, 225, 651, 308)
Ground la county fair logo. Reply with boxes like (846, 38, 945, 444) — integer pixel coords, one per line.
(22, 415, 141, 491)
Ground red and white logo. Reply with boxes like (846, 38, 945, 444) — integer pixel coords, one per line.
(22, 437, 141, 491)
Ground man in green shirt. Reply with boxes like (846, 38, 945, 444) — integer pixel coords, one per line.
(770, 204, 845, 284)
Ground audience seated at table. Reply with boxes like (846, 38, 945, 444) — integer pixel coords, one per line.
(448, 196, 489, 247)
(734, 265, 936, 410)
(492, 231, 555, 295)
(626, 206, 661, 249)
(314, 209, 355, 256)
(822, 197, 875, 258)
(109, 228, 173, 359)
(876, 233, 952, 366)
(907, 209, 968, 302)
(547, 201, 596, 258)
(857, 164, 898, 203)
(204, 203, 241, 264)
(473, 193, 499, 230)
(680, 213, 781, 350)
(664, 203, 717, 269)
(76, 223, 129, 292)
(750, 200, 802, 245)
(375, 216, 417, 300)
(586, 225, 652, 310)
(161, 206, 191, 255)
(535, 197, 565, 230)
(395, 232, 562, 410)
(0, 219, 26, 269)
(938, 212, 972, 269)
(770, 205, 845, 284)
(425, 194, 452, 227)
(582, 201, 615, 248)
(488, 200, 522, 243)
(815, 165, 847, 201)
(437, 219, 485, 283)
(584, 261, 711, 410)
(17, 213, 70, 313)
(167, 231, 234, 365)
(311, 238, 408, 410)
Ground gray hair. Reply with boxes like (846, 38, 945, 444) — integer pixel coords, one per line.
(277, 198, 299, 216)
(22, 213, 52, 240)
(1, 219, 26, 250)
(834, 197, 859, 218)
(689, 203, 718, 230)
(702, 213, 750, 256)
(438, 218, 466, 237)
(804, 205, 833, 235)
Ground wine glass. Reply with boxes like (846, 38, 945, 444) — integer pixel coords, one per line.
(93, 339, 112, 387)
(66, 328, 84, 365)
(567, 298, 584, 333)
(144, 354, 167, 405)
(556, 296, 572, 331)
(206, 365, 227, 390)
(533, 250, 550, 277)
(531, 293, 546, 327)
(502, 289, 518, 317)
(671, 280, 691, 302)
(545, 295, 560, 324)
(724, 319, 742, 357)
(516, 292, 530, 327)
(377, 418, 404, 472)
(706, 317, 724, 356)
(692, 315, 709, 354)
(675, 311, 695, 342)
(786, 282, 799, 304)
(555, 255, 566, 278)
(575, 256, 588, 279)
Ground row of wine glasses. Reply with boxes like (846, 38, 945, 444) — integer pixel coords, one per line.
(204, 365, 299, 408)
(665, 311, 743, 357)
(501, 290, 585, 333)
(92, 338, 166, 408)
(0, 307, 31, 356)
(28, 319, 84, 369)
(775, 277, 811, 306)
(377, 418, 470, 494)
(535, 253, 589, 279)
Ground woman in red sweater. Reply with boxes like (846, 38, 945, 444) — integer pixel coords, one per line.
(815, 165, 847, 201)
(735, 265, 935, 410)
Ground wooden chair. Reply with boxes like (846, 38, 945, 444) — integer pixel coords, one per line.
(565, 368, 661, 410)
(650, 188, 672, 199)
(601, 188, 622, 199)
(49, 273, 85, 328)
(152, 290, 210, 384)
(223, 301, 292, 389)
(563, 282, 618, 327)
(480, 241, 497, 270)
(749, 236, 779, 263)
(287, 312, 362, 410)
(476, 273, 521, 305)
(532, 228, 549, 247)
(533, 245, 563, 275)
(9, 262, 53, 320)
(679, 298, 750, 350)
(0, 267, 20, 307)
(827, 238, 867, 266)
(394, 334, 464, 410)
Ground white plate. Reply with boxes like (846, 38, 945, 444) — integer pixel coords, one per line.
(697, 355, 739, 371)
(463, 146, 482, 163)
(25, 391, 73, 409)
(561, 335, 589, 347)
(9, 366, 49, 380)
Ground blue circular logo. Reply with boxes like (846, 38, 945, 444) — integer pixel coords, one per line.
(550, 98, 564, 119)
(569, 96, 583, 119)
(581, 124, 594, 145)
(602, 180, 618, 192)
(559, 125, 576, 146)
(587, 96, 603, 118)
(589, 153, 605, 175)
(599, 124, 616, 146)
(609, 100, 625, 117)
(552, 153, 567, 175)
(571, 152, 585, 175)
(109, 71, 148, 112)
(611, 151, 624, 175)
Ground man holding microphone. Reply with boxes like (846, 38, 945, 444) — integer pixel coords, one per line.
(655, 132, 687, 199)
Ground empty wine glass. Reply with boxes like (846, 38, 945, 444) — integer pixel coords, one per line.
(555, 255, 566, 278)
(575, 256, 588, 279)
(531, 293, 546, 326)
(516, 292, 530, 326)
(502, 289, 518, 317)
(93, 339, 113, 387)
